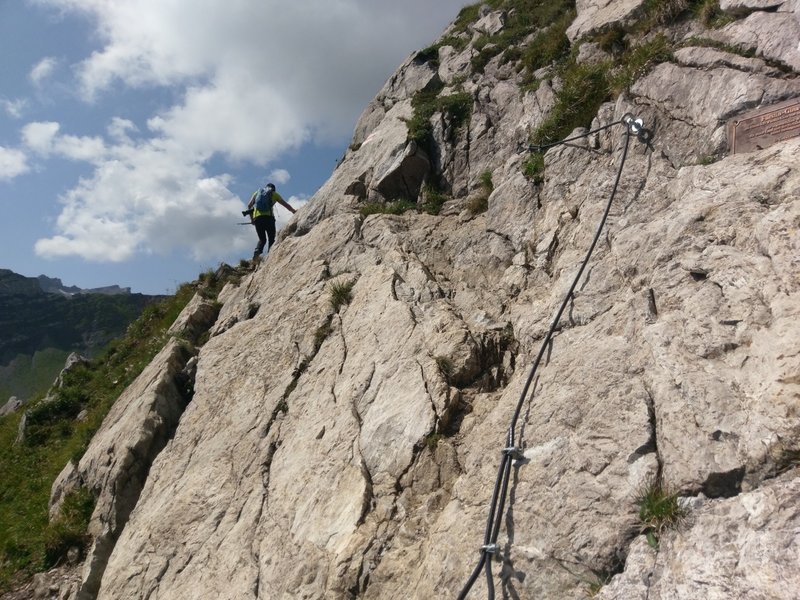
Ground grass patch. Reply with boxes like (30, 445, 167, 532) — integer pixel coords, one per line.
(329, 279, 355, 312)
(407, 86, 472, 149)
(636, 0, 731, 32)
(420, 184, 449, 215)
(467, 195, 489, 215)
(466, 172, 494, 215)
(518, 8, 575, 83)
(424, 432, 446, 450)
(42, 488, 94, 568)
(608, 34, 673, 95)
(692, 0, 735, 28)
(460, 0, 575, 76)
(524, 152, 546, 184)
(532, 61, 609, 147)
(0, 264, 248, 591)
(360, 199, 418, 217)
(636, 478, 686, 548)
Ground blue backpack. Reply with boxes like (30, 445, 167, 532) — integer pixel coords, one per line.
(255, 188, 274, 213)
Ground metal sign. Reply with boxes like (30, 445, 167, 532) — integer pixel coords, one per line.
(728, 97, 800, 154)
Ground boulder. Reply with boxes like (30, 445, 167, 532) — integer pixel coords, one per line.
(372, 141, 430, 201)
(0, 396, 21, 417)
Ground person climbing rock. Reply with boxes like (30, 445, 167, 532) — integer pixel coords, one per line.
(244, 182, 296, 259)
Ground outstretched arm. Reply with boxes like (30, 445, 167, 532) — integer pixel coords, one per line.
(277, 197, 296, 214)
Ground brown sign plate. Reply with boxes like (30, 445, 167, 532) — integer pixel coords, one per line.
(728, 97, 800, 154)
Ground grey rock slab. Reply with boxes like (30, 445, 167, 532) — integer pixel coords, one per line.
(630, 61, 800, 165)
(55, 339, 195, 599)
(673, 45, 784, 76)
(0, 396, 21, 417)
(710, 9, 800, 72)
(720, 0, 789, 12)
(567, 0, 647, 41)
(598, 472, 800, 600)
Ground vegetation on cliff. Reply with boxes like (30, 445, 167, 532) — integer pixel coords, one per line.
(0, 264, 247, 590)
(0, 269, 162, 403)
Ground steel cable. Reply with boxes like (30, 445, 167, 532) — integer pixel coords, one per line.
(458, 118, 640, 599)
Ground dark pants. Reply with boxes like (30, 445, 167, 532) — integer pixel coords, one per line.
(253, 215, 276, 257)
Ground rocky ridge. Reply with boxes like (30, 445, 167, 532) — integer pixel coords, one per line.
(28, 1, 800, 599)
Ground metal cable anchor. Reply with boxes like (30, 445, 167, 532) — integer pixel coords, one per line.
(502, 446, 525, 461)
(480, 543, 500, 555)
(622, 113, 644, 135)
(622, 113, 653, 144)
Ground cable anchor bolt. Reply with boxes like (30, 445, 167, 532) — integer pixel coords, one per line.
(622, 113, 644, 135)
(502, 446, 525, 461)
(480, 544, 500, 555)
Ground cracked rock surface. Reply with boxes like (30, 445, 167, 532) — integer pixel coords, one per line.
(43, 2, 800, 599)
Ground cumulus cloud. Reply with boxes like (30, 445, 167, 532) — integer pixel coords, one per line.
(28, 0, 468, 262)
(29, 57, 58, 86)
(34, 0, 467, 151)
(22, 121, 62, 154)
(107, 117, 138, 142)
(2, 98, 27, 119)
(0, 146, 29, 181)
(22, 121, 106, 162)
(34, 127, 251, 261)
(268, 169, 291, 185)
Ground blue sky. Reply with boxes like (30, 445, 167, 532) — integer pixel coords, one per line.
(0, 0, 468, 294)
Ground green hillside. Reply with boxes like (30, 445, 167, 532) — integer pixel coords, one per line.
(0, 349, 71, 405)
(0, 270, 161, 404)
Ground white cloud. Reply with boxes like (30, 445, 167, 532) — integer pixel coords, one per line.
(28, 0, 469, 262)
(107, 117, 138, 142)
(22, 121, 61, 154)
(268, 169, 290, 185)
(0, 146, 29, 181)
(22, 121, 106, 162)
(30, 57, 58, 86)
(35, 132, 251, 262)
(1, 98, 27, 119)
(34, 0, 468, 153)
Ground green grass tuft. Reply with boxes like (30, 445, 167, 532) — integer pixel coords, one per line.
(42, 488, 94, 568)
(360, 200, 419, 217)
(407, 86, 473, 149)
(329, 279, 355, 312)
(636, 478, 686, 547)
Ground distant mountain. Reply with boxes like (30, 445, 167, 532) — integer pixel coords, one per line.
(0, 269, 161, 400)
(36, 274, 131, 296)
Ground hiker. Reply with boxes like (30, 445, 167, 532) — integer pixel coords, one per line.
(244, 183, 296, 258)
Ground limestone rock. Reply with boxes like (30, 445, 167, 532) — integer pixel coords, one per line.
(0, 396, 21, 417)
(710, 8, 800, 71)
(673, 45, 784, 76)
(629, 61, 800, 165)
(567, 0, 647, 41)
(471, 10, 506, 36)
(719, 0, 789, 13)
(50, 339, 198, 599)
(351, 54, 440, 148)
(372, 141, 430, 202)
(36, 5, 800, 600)
(597, 472, 800, 599)
(166, 293, 220, 344)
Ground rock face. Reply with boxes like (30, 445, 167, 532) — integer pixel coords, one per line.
(46, 2, 800, 599)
